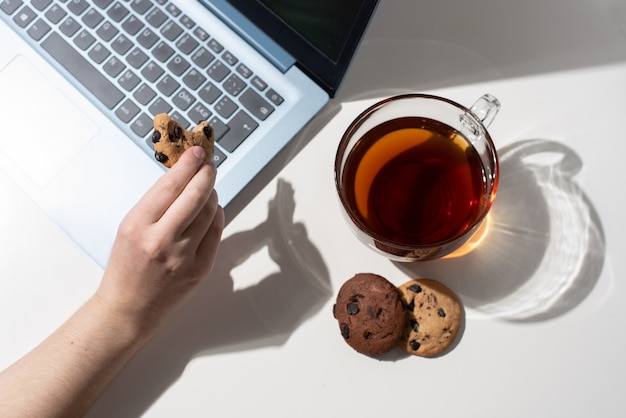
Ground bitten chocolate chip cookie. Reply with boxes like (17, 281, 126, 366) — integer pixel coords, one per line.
(397, 279, 463, 357)
(333, 273, 407, 356)
(151, 113, 214, 168)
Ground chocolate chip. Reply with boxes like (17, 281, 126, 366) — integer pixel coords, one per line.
(341, 323, 350, 339)
(347, 303, 359, 315)
(203, 125, 213, 138)
(409, 340, 421, 351)
(438, 308, 446, 318)
(332, 304, 336, 318)
(411, 320, 419, 332)
(151, 130, 161, 143)
(408, 284, 422, 294)
(406, 299, 415, 311)
(364, 331, 373, 340)
(155, 151, 168, 163)
(173, 126, 182, 139)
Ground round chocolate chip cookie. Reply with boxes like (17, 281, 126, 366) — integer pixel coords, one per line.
(397, 279, 463, 357)
(151, 113, 214, 168)
(333, 273, 407, 356)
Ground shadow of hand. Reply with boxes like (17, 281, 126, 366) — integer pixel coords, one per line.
(87, 179, 331, 417)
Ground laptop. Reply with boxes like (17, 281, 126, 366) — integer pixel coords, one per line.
(0, 0, 379, 266)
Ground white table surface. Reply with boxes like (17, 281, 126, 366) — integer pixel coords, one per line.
(2, 0, 626, 417)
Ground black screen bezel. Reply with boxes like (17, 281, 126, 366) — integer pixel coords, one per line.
(224, 0, 379, 97)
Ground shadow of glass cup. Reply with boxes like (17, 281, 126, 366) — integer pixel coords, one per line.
(335, 93, 500, 261)
(394, 139, 605, 321)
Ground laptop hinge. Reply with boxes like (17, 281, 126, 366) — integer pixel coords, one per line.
(198, 0, 296, 73)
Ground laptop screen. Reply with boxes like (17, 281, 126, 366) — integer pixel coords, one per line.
(224, 0, 379, 96)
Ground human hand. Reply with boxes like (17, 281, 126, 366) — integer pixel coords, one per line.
(96, 146, 225, 333)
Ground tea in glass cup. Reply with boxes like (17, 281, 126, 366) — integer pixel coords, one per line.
(335, 94, 500, 261)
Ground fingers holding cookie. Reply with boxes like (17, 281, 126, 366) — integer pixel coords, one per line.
(152, 113, 215, 168)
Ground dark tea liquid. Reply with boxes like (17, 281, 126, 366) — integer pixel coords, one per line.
(342, 117, 487, 246)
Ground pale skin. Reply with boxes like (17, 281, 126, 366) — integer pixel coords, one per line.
(0, 146, 225, 418)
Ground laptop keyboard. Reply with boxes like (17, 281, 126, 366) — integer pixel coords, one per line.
(0, 0, 285, 167)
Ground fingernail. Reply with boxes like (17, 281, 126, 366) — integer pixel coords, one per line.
(191, 146, 205, 160)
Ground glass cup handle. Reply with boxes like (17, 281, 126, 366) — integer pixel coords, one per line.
(470, 94, 501, 128)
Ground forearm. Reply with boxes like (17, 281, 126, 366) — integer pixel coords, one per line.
(0, 294, 151, 418)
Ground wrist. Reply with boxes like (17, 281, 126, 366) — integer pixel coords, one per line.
(88, 290, 157, 347)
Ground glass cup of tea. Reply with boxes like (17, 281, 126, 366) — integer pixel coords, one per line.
(334, 93, 500, 261)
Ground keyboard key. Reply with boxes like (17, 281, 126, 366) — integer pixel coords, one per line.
(193, 26, 209, 41)
(74, 29, 95, 50)
(223, 73, 245, 96)
(170, 111, 189, 129)
(222, 51, 238, 66)
(198, 82, 221, 104)
(173, 88, 195, 111)
(131, 113, 153, 137)
(133, 83, 156, 105)
(239, 88, 274, 121)
(82, 8, 103, 28)
(27, 18, 51, 41)
(188, 102, 212, 123)
(1, 0, 23, 15)
(137, 27, 158, 48)
(219, 111, 258, 152)
(127, 47, 149, 68)
(214, 96, 238, 119)
(103, 56, 126, 77)
(32, 0, 53, 12)
(207, 61, 229, 82)
(41, 32, 124, 109)
(148, 97, 172, 115)
(146, 7, 166, 27)
(111, 34, 134, 55)
(251, 76, 267, 91)
(208, 116, 228, 141)
(236, 63, 252, 79)
(208, 38, 223, 54)
(122, 15, 144, 35)
(165, 3, 180, 17)
(161, 20, 183, 41)
(182, 69, 206, 90)
(191, 47, 214, 68)
(13, 6, 37, 28)
(115, 99, 140, 123)
(176, 34, 198, 55)
(152, 41, 174, 62)
(13, 6, 35, 28)
(212, 146, 227, 167)
(107, 2, 129, 22)
(45, 4, 66, 24)
(59, 16, 81, 36)
(118, 69, 141, 91)
(265, 88, 284, 106)
(141, 60, 163, 82)
(94, 0, 114, 9)
(88, 42, 110, 64)
(167, 54, 189, 76)
(68, 0, 89, 16)
(156, 75, 179, 96)
(96, 21, 118, 41)
(179, 15, 194, 29)
(130, 0, 153, 15)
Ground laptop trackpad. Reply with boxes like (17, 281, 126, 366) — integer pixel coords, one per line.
(0, 56, 98, 186)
